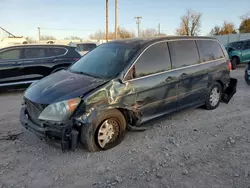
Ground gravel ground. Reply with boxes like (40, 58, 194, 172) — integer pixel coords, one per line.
(1, 67, 250, 188)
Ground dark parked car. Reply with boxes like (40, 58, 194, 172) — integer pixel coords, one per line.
(20, 36, 237, 152)
(68, 42, 98, 56)
(0, 44, 81, 87)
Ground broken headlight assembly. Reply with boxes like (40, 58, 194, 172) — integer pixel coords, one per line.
(38, 97, 81, 122)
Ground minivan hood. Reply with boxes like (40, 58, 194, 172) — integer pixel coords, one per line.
(24, 70, 108, 104)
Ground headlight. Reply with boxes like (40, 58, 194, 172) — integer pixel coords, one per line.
(38, 97, 81, 121)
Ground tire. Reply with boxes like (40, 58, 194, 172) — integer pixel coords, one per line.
(231, 57, 239, 70)
(204, 82, 222, 110)
(51, 67, 67, 74)
(80, 109, 126, 152)
(245, 72, 250, 85)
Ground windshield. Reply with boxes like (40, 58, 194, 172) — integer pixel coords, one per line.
(69, 43, 138, 79)
(226, 41, 244, 51)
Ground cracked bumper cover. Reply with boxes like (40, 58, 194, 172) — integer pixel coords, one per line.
(20, 106, 80, 150)
(20, 106, 64, 139)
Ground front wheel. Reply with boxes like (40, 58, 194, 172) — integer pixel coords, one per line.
(80, 109, 126, 152)
(245, 72, 250, 85)
(204, 82, 222, 110)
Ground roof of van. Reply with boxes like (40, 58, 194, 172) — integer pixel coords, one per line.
(106, 36, 220, 48)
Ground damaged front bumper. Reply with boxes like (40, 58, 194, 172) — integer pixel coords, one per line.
(221, 78, 237, 103)
(20, 106, 79, 151)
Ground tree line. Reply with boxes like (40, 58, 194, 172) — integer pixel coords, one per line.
(175, 10, 250, 36)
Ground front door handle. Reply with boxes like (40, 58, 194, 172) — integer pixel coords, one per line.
(180, 73, 188, 79)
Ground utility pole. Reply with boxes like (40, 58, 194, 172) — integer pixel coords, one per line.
(37, 27, 40, 41)
(106, 0, 109, 42)
(134, 16, 142, 37)
(115, 0, 118, 39)
(158, 23, 161, 35)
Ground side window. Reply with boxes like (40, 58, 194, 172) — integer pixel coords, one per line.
(196, 40, 224, 62)
(125, 42, 171, 80)
(47, 48, 66, 57)
(168, 40, 200, 69)
(23, 48, 46, 59)
(0, 49, 21, 60)
(243, 41, 250, 50)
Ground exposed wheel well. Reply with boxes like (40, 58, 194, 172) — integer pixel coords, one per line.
(117, 108, 137, 126)
(216, 80, 224, 91)
(231, 56, 240, 64)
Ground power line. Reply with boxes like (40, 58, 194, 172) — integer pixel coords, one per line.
(134, 16, 142, 37)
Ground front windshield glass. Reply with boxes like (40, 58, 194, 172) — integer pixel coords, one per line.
(226, 41, 244, 51)
(69, 43, 138, 79)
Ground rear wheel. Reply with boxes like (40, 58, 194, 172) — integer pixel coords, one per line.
(204, 82, 222, 110)
(231, 57, 239, 70)
(80, 109, 126, 152)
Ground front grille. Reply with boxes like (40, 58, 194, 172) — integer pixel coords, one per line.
(25, 98, 47, 125)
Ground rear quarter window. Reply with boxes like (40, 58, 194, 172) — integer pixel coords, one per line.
(196, 40, 224, 62)
(47, 47, 67, 57)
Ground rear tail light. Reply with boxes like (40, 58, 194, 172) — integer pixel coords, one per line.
(228, 61, 232, 71)
(74, 58, 79, 62)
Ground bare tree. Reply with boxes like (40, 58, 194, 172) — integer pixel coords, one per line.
(239, 12, 250, 33)
(26, 37, 36, 43)
(117, 27, 135, 39)
(141, 28, 158, 37)
(209, 21, 237, 35)
(89, 30, 109, 40)
(40, 35, 56, 40)
(89, 28, 135, 40)
(175, 9, 202, 36)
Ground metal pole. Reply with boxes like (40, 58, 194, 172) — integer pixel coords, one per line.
(106, 0, 109, 42)
(37, 27, 40, 41)
(134, 17, 142, 37)
(115, 0, 118, 39)
(158, 23, 161, 35)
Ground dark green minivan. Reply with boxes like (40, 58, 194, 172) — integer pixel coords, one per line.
(226, 39, 250, 69)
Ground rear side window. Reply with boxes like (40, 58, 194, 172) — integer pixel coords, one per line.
(23, 48, 46, 59)
(0, 49, 21, 60)
(47, 48, 66, 57)
(77, 44, 97, 51)
(168, 40, 200, 69)
(196, 40, 224, 62)
(127, 42, 171, 79)
(243, 41, 250, 50)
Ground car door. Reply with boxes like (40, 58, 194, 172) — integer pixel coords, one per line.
(123, 42, 178, 122)
(20, 47, 48, 81)
(242, 40, 250, 63)
(0, 48, 23, 86)
(168, 40, 208, 109)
